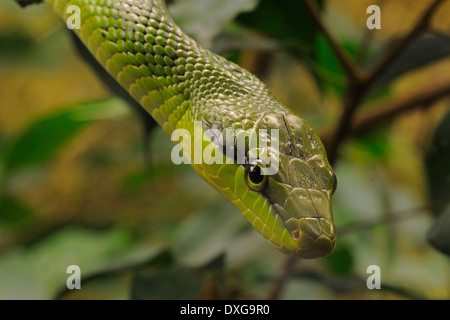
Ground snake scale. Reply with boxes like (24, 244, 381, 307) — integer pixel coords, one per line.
(19, 0, 337, 258)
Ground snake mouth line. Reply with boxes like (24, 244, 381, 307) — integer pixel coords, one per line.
(272, 203, 336, 258)
(293, 230, 336, 259)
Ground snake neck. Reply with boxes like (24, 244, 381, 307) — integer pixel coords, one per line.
(45, 0, 286, 136)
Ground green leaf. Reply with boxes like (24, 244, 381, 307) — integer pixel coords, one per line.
(1, 98, 128, 172)
(169, 0, 259, 48)
(121, 164, 183, 192)
(315, 35, 358, 96)
(2, 112, 84, 171)
(0, 226, 161, 299)
(211, 24, 279, 58)
(0, 195, 33, 226)
(324, 243, 354, 276)
(131, 253, 225, 300)
(236, 0, 323, 58)
(170, 200, 248, 265)
(0, 33, 32, 64)
(347, 129, 391, 164)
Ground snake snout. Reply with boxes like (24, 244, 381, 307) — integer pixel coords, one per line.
(293, 217, 336, 259)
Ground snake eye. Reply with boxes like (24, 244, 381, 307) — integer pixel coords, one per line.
(245, 160, 268, 191)
(331, 173, 338, 195)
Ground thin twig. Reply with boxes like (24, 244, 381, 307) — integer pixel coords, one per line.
(300, 0, 366, 164)
(302, 0, 363, 83)
(355, 0, 386, 63)
(365, 0, 447, 84)
(327, 82, 365, 165)
(320, 78, 450, 146)
(273, 0, 447, 300)
(326, 0, 446, 164)
(351, 79, 450, 136)
(267, 204, 435, 300)
(291, 270, 427, 300)
(269, 0, 368, 291)
(266, 256, 299, 300)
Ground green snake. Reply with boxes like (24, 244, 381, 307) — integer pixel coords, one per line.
(21, 0, 337, 259)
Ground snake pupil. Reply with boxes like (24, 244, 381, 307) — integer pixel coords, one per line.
(249, 165, 264, 184)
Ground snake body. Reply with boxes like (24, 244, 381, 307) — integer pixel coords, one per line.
(33, 0, 337, 258)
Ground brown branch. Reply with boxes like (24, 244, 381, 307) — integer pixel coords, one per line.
(351, 79, 450, 136)
(356, 0, 387, 63)
(326, 0, 446, 164)
(268, 0, 366, 298)
(292, 270, 427, 300)
(327, 83, 365, 164)
(266, 256, 299, 300)
(302, 0, 364, 83)
(320, 78, 450, 146)
(272, 0, 447, 300)
(365, 0, 447, 84)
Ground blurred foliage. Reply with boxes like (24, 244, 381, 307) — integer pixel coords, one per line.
(236, 0, 323, 57)
(0, 0, 449, 300)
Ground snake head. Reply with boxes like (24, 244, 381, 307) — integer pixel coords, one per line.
(241, 112, 337, 259)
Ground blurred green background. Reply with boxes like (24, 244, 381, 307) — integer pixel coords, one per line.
(0, 0, 449, 299)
